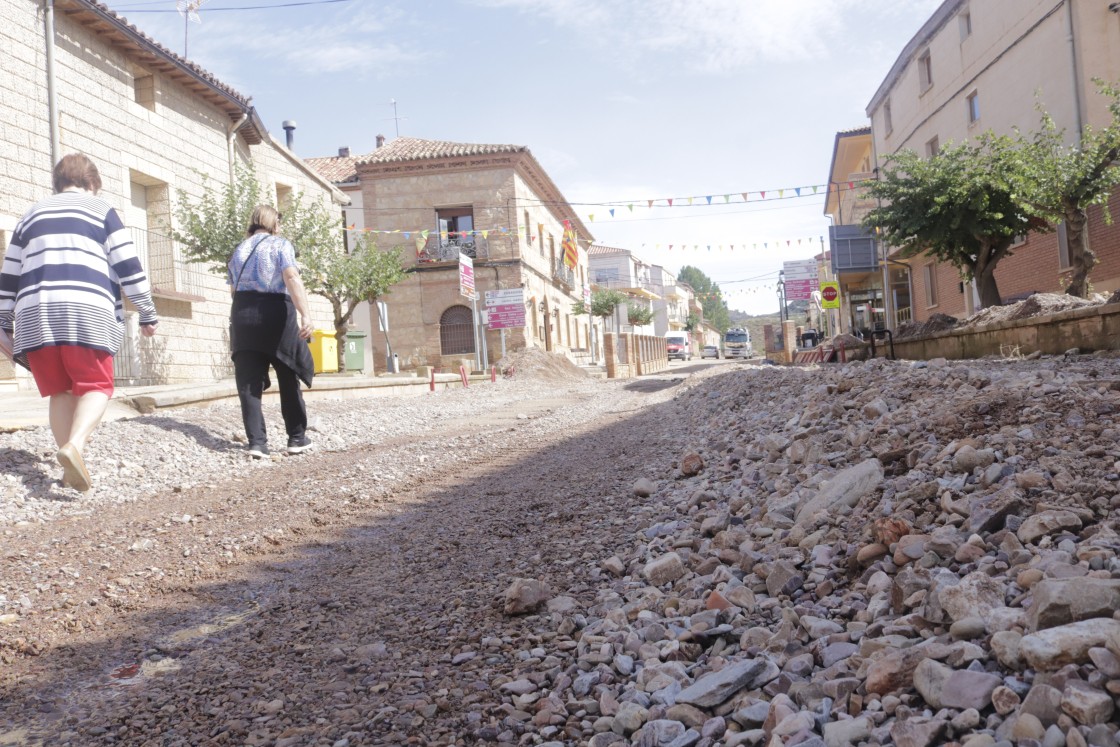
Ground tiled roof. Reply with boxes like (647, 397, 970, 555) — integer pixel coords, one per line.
(837, 125, 871, 137)
(588, 244, 630, 256)
(68, 0, 250, 105)
(305, 154, 362, 184)
(356, 137, 528, 165)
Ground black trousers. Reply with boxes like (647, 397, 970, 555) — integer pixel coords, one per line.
(233, 350, 307, 447)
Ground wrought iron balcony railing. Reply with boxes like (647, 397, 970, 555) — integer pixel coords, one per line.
(417, 234, 490, 263)
(552, 258, 576, 289)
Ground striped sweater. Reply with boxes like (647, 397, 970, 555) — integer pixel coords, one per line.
(0, 190, 158, 360)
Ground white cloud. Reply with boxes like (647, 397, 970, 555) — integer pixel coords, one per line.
(473, 0, 943, 73)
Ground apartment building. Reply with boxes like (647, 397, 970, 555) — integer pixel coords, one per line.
(587, 245, 659, 335)
(864, 0, 1120, 322)
(1, 0, 347, 388)
(308, 137, 595, 370)
(647, 265, 692, 337)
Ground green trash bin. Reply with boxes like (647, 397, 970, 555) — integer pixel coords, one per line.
(344, 331, 367, 372)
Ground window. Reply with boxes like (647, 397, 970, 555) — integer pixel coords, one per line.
(884, 100, 893, 135)
(134, 73, 155, 110)
(523, 210, 531, 248)
(275, 184, 293, 212)
(925, 136, 940, 157)
(439, 305, 475, 355)
(967, 90, 980, 124)
(918, 50, 933, 92)
(1011, 233, 1027, 248)
(923, 263, 939, 307)
(959, 9, 972, 41)
(436, 206, 473, 246)
(1058, 222, 1073, 270)
(548, 235, 556, 267)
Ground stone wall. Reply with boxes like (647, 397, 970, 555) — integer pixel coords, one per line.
(891, 302, 1120, 361)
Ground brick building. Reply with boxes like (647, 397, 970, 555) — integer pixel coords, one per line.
(863, 0, 1120, 324)
(307, 137, 596, 371)
(1, 0, 346, 389)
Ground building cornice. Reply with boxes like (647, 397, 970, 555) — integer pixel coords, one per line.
(865, 0, 964, 116)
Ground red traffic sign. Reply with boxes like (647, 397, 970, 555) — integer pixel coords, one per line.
(822, 285, 839, 302)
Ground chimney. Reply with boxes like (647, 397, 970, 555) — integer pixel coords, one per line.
(282, 120, 297, 150)
(375, 134, 385, 148)
(338, 146, 351, 157)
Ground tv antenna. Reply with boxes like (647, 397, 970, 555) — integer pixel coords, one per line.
(385, 99, 408, 137)
(176, 0, 205, 58)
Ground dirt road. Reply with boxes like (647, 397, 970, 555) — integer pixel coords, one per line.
(0, 367, 697, 746)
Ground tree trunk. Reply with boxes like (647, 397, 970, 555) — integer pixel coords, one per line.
(1064, 208, 1095, 298)
(973, 263, 1002, 309)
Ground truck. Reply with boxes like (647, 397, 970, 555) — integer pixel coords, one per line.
(723, 328, 752, 359)
(665, 332, 691, 361)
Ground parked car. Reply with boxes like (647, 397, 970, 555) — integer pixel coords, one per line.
(701, 344, 721, 359)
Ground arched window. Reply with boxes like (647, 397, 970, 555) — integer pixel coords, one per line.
(440, 305, 475, 355)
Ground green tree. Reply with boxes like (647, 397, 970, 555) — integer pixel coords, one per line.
(863, 136, 1034, 309)
(572, 288, 627, 330)
(170, 164, 263, 275)
(626, 303, 654, 327)
(300, 232, 408, 370)
(1008, 83, 1120, 297)
(683, 312, 701, 332)
(678, 265, 731, 332)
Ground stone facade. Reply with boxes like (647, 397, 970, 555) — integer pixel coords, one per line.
(309, 138, 596, 371)
(1, 0, 346, 388)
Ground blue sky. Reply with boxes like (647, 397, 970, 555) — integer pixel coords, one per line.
(103, 0, 942, 314)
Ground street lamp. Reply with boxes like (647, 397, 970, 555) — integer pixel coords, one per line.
(776, 270, 786, 325)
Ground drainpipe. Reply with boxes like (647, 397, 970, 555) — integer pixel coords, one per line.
(1066, 0, 1084, 145)
(227, 111, 249, 182)
(44, 0, 60, 166)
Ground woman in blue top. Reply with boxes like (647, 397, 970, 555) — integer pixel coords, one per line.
(227, 205, 315, 458)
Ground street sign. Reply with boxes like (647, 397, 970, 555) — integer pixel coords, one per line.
(783, 259, 819, 280)
(459, 253, 475, 299)
(485, 288, 524, 306)
(487, 305, 526, 329)
(820, 281, 841, 309)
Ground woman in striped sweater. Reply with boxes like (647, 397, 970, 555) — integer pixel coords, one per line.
(0, 154, 159, 491)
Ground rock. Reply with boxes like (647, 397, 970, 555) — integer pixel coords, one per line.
(913, 659, 1001, 710)
(795, 459, 884, 527)
(680, 453, 704, 477)
(968, 488, 1025, 534)
(823, 716, 871, 747)
(602, 556, 626, 576)
(991, 630, 1023, 669)
(866, 646, 934, 695)
(503, 578, 551, 615)
(1027, 578, 1120, 631)
(1021, 684, 1065, 727)
(1018, 510, 1083, 545)
(614, 702, 649, 735)
(1020, 619, 1120, 670)
(890, 717, 948, 747)
(1011, 713, 1047, 741)
(937, 571, 1006, 623)
(765, 560, 804, 597)
(1061, 681, 1115, 725)
(991, 685, 1021, 715)
(633, 478, 656, 497)
(675, 658, 779, 708)
(950, 616, 987, 640)
(643, 552, 686, 586)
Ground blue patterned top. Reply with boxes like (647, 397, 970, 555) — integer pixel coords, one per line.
(227, 234, 297, 294)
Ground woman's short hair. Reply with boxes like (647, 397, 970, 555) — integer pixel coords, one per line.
(246, 204, 281, 237)
(52, 153, 102, 194)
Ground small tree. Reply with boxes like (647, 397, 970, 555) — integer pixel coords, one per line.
(1008, 83, 1120, 297)
(678, 266, 730, 332)
(300, 232, 408, 370)
(863, 136, 1035, 309)
(171, 166, 408, 371)
(627, 303, 654, 328)
(572, 288, 627, 331)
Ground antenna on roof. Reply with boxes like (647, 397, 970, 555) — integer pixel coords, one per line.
(384, 99, 408, 138)
(175, 0, 205, 58)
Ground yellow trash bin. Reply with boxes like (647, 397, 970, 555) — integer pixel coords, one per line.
(309, 330, 339, 373)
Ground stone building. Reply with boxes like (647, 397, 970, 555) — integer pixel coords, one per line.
(1, 0, 347, 389)
(307, 137, 596, 371)
(864, 0, 1120, 323)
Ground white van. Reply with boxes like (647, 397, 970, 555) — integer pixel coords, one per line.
(665, 332, 691, 361)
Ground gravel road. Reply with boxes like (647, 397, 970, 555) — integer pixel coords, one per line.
(0, 364, 694, 746)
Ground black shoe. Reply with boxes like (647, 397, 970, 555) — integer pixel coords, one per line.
(287, 435, 313, 454)
(247, 443, 269, 459)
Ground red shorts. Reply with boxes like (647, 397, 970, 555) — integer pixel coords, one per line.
(27, 346, 115, 398)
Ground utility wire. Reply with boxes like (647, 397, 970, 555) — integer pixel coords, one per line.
(109, 0, 353, 11)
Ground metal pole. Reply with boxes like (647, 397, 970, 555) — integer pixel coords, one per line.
(44, 0, 60, 166)
(479, 302, 489, 370)
(472, 295, 482, 370)
(500, 328, 507, 358)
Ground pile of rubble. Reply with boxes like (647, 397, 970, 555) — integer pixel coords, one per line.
(497, 348, 589, 381)
(492, 355, 1120, 747)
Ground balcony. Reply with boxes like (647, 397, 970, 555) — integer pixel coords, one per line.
(128, 227, 206, 302)
(591, 277, 660, 300)
(552, 258, 576, 289)
(417, 234, 490, 263)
